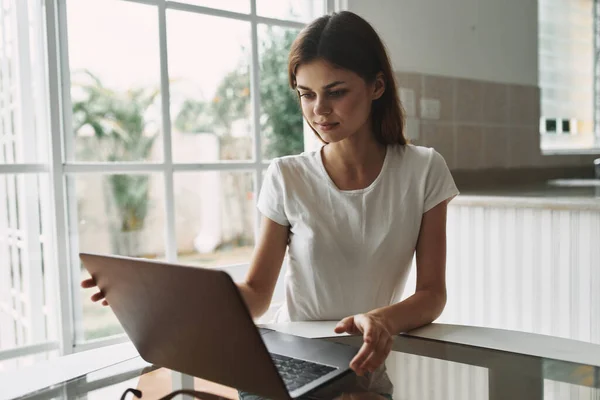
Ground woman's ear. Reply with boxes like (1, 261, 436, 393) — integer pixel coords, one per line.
(372, 72, 385, 100)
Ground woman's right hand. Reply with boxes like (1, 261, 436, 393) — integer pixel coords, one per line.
(81, 277, 109, 306)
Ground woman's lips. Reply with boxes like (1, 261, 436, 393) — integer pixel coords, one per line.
(316, 122, 339, 131)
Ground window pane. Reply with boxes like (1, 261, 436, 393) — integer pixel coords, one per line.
(174, 171, 255, 268)
(168, 11, 252, 163)
(258, 25, 304, 159)
(0, 174, 57, 355)
(0, 0, 49, 164)
(172, 0, 250, 14)
(257, 0, 325, 22)
(67, 0, 162, 162)
(70, 174, 165, 342)
(539, 0, 595, 150)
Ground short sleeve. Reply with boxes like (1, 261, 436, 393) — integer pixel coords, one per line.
(423, 150, 460, 213)
(257, 160, 290, 226)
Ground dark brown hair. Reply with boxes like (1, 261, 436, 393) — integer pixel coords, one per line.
(288, 11, 406, 145)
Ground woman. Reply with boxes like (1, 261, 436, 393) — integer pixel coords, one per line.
(83, 11, 458, 399)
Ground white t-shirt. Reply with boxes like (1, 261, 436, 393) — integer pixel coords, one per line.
(258, 144, 459, 324)
(257, 144, 459, 395)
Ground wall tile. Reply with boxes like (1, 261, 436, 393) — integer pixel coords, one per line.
(455, 125, 484, 169)
(420, 121, 456, 169)
(508, 84, 540, 127)
(456, 78, 483, 123)
(482, 82, 509, 125)
(482, 127, 509, 168)
(422, 75, 455, 122)
(393, 70, 586, 171)
(508, 127, 542, 167)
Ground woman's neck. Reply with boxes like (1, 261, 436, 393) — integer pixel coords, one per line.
(321, 132, 387, 190)
(323, 133, 386, 173)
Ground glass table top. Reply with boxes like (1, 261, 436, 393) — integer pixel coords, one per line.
(12, 334, 600, 400)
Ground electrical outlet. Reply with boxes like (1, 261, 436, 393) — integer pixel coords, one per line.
(420, 98, 441, 120)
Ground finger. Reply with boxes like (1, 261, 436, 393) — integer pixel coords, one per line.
(362, 336, 388, 368)
(355, 336, 384, 375)
(102, 299, 109, 306)
(365, 336, 393, 373)
(81, 278, 97, 288)
(90, 291, 105, 302)
(334, 316, 354, 333)
(361, 336, 392, 372)
(360, 318, 379, 345)
(350, 341, 375, 375)
(334, 317, 350, 333)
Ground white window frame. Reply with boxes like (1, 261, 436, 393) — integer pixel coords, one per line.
(30, 0, 344, 362)
(594, 0, 600, 149)
(0, 0, 346, 365)
(0, 0, 59, 363)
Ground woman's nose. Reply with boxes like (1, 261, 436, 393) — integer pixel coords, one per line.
(314, 98, 332, 116)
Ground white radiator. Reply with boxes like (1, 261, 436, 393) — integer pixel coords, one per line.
(394, 203, 600, 399)
(402, 204, 600, 344)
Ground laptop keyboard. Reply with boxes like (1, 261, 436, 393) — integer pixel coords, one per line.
(270, 353, 336, 392)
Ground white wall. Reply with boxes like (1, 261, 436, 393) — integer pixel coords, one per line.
(347, 0, 539, 86)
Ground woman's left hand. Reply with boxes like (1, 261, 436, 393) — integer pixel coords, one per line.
(334, 313, 394, 376)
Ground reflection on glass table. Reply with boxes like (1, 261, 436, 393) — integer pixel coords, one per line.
(379, 335, 600, 400)
(12, 329, 600, 400)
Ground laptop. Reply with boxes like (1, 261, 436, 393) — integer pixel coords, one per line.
(79, 253, 357, 399)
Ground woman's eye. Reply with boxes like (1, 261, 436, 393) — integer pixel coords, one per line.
(299, 93, 314, 99)
(329, 90, 346, 97)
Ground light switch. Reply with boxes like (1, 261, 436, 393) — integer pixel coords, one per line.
(420, 98, 441, 120)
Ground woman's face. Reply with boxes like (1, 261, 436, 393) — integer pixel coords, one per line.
(295, 59, 384, 144)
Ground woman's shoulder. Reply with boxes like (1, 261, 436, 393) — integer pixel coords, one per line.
(271, 148, 321, 171)
(266, 149, 322, 185)
(389, 144, 438, 166)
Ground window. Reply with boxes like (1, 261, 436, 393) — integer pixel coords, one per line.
(0, 0, 331, 370)
(538, 0, 600, 152)
(0, 0, 58, 370)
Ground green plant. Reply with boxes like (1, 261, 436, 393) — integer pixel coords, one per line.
(258, 27, 304, 158)
(173, 28, 304, 159)
(171, 30, 303, 249)
(72, 70, 160, 255)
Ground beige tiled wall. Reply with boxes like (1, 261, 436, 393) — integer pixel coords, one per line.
(396, 71, 598, 172)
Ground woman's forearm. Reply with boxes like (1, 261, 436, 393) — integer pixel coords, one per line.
(236, 282, 272, 319)
(369, 289, 447, 335)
